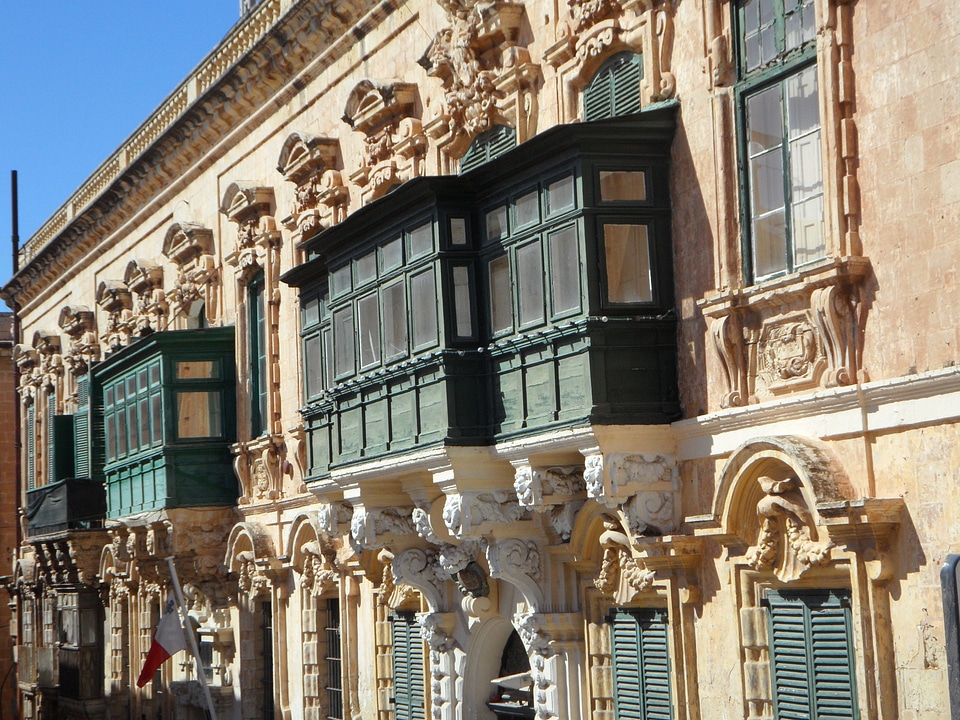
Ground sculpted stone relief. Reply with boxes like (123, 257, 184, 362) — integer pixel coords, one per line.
(514, 464, 586, 541)
(162, 221, 219, 325)
(421, 0, 538, 162)
(277, 132, 346, 239)
(58, 305, 99, 375)
(124, 259, 168, 337)
(343, 81, 427, 204)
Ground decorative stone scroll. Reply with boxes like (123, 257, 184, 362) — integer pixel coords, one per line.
(487, 538, 544, 611)
(299, 540, 338, 597)
(585, 452, 679, 535)
(277, 132, 346, 239)
(58, 305, 99, 375)
(442, 490, 527, 538)
(392, 547, 448, 612)
(593, 515, 655, 602)
(233, 435, 284, 504)
(350, 505, 417, 550)
(420, 0, 539, 165)
(745, 475, 833, 583)
(343, 80, 427, 203)
(513, 464, 586, 539)
(96, 280, 133, 352)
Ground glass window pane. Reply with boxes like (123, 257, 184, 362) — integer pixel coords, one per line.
(450, 217, 468, 246)
(745, 33, 760, 72)
(382, 282, 407, 360)
(599, 171, 647, 202)
(744, 0, 759, 35)
(333, 307, 355, 378)
(486, 206, 507, 241)
(751, 150, 786, 216)
(323, 329, 333, 390)
(177, 392, 223, 438)
(549, 226, 581, 314)
(760, 26, 777, 66)
(117, 407, 127, 456)
(604, 224, 653, 303)
(105, 386, 114, 407)
(304, 334, 322, 399)
(409, 223, 434, 257)
(115, 381, 124, 404)
(747, 86, 783, 154)
(515, 190, 539, 227)
(176, 361, 218, 379)
(149, 362, 160, 386)
(302, 295, 321, 328)
(126, 376, 136, 399)
(151, 393, 163, 445)
(410, 269, 438, 348)
(453, 265, 474, 337)
(331, 265, 352, 298)
(547, 175, 575, 214)
(792, 195, 825, 266)
(80, 609, 98, 646)
(753, 210, 788, 277)
(786, 67, 819, 140)
(139, 397, 150, 449)
(516, 241, 545, 325)
(106, 414, 116, 461)
(355, 251, 377, 285)
(382, 237, 403, 271)
(489, 255, 512, 334)
(138, 368, 148, 393)
(357, 294, 381, 369)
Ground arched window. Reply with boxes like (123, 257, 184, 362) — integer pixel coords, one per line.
(459, 125, 517, 174)
(583, 52, 643, 122)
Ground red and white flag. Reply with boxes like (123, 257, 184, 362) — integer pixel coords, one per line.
(137, 595, 188, 687)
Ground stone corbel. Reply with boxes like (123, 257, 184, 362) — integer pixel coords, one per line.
(350, 505, 417, 550)
(124, 259, 168, 336)
(66, 533, 111, 586)
(486, 538, 544, 611)
(412, 507, 489, 598)
(442, 490, 527, 538)
(514, 463, 586, 541)
(377, 549, 418, 610)
(299, 540, 338, 598)
(710, 312, 747, 408)
(593, 515, 656, 603)
(318, 500, 353, 537)
(392, 547, 448, 612)
(585, 452, 680, 534)
(96, 280, 134, 351)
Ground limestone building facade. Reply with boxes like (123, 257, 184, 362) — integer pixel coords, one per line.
(2, 0, 959, 719)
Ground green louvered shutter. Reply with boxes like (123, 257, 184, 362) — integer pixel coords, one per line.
(584, 52, 643, 122)
(26, 403, 36, 490)
(46, 391, 56, 482)
(459, 125, 517, 174)
(766, 590, 859, 720)
(74, 375, 91, 479)
(611, 609, 673, 720)
(391, 613, 425, 720)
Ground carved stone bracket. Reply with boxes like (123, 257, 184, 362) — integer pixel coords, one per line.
(442, 491, 527, 538)
(96, 280, 134, 352)
(593, 516, 655, 602)
(514, 463, 586, 542)
(350, 505, 417, 550)
(486, 538, 544, 611)
(392, 547, 448, 612)
(124, 258, 168, 337)
(701, 257, 871, 406)
(299, 540, 338, 597)
(585, 452, 679, 534)
(232, 433, 285, 504)
(162, 221, 219, 325)
(277, 132, 346, 239)
(30, 532, 110, 586)
(318, 501, 354, 536)
(221, 184, 280, 285)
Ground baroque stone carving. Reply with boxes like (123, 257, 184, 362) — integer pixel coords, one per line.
(350, 506, 416, 549)
(233, 435, 284, 504)
(443, 491, 526, 537)
(593, 516, 655, 601)
(58, 305, 99, 375)
(124, 258, 168, 336)
(96, 279, 134, 352)
(299, 540, 338, 597)
(277, 133, 346, 237)
(392, 547, 448, 611)
(710, 313, 746, 408)
(163, 221, 218, 325)
(745, 475, 832, 583)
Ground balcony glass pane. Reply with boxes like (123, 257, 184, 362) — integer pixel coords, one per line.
(151, 394, 163, 445)
(357, 294, 381, 369)
(382, 281, 407, 360)
(409, 222, 434, 258)
(177, 391, 223, 438)
(177, 360, 219, 379)
(453, 265, 473, 337)
(450, 217, 468, 246)
(304, 334, 322, 399)
(515, 190, 540, 228)
(549, 226, 581, 314)
(599, 171, 647, 201)
(333, 307, 355, 378)
(382, 237, 403, 271)
(410, 269, 438, 348)
(355, 251, 377, 285)
(547, 175, 575, 214)
(489, 255, 512, 333)
(516, 240, 545, 325)
(486, 206, 507, 241)
(604, 224, 653, 303)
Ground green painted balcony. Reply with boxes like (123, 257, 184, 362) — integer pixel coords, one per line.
(92, 327, 237, 518)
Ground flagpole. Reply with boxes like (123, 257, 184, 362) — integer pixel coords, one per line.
(166, 556, 219, 720)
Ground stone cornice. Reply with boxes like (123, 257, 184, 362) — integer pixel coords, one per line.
(1, 0, 390, 310)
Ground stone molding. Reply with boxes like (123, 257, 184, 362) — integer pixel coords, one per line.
(278, 132, 347, 239)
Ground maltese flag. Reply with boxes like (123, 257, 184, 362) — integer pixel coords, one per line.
(137, 596, 188, 687)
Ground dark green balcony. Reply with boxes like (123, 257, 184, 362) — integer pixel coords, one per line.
(92, 327, 237, 518)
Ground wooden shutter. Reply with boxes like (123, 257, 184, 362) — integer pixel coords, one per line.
(391, 613, 426, 720)
(584, 53, 643, 122)
(459, 125, 517, 174)
(26, 403, 35, 490)
(766, 590, 860, 720)
(74, 375, 90, 479)
(611, 609, 673, 720)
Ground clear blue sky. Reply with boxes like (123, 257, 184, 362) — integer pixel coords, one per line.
(0, 1, 241, 310)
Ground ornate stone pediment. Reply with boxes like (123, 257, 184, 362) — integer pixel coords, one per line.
(59, 305, 100, 374)
(420, 0, 538, 164)
(162, 221, 214, 267)
(162, 221, 218, 324)
(702, 257, 871, 407)
(277, 132, 346, 237)
(123, 258, 168, 337)
(344, 80, 426, 203)
(220, 183, 280, 284)
(96, 280, 134, 351)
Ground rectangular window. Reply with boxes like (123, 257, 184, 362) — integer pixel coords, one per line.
(486, 206, 508, 241)
(408, 222, 434, 258)
(249, 275, 268, 437)
(410, 268, 439, 349)
(331, 265, 352, 298)
(515, 190, 540, 228)
(325, 599, 344, 720)
(333, 306, 355, 378)
(604, 223, 653, 303)
(549, 226, 581, 315)
(610, 609, 673, 720)
(764, 589, 859, 720)
(357, 293, 382, 370)
(516, 240, 545, 326)
(304, 334, 323, 399)
(355, 251, 378, 286)
(738, 0, 822, 281)
(449, 217, 469, 246)
(488, 255, 513, 334)
(452, 265, 474, 338)
(382, 237, 404, 272)
(383, 281, 408, 360)
(391, 613, 426, 720)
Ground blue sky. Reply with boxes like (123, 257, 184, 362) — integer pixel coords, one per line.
(0, 1, 241, 310)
